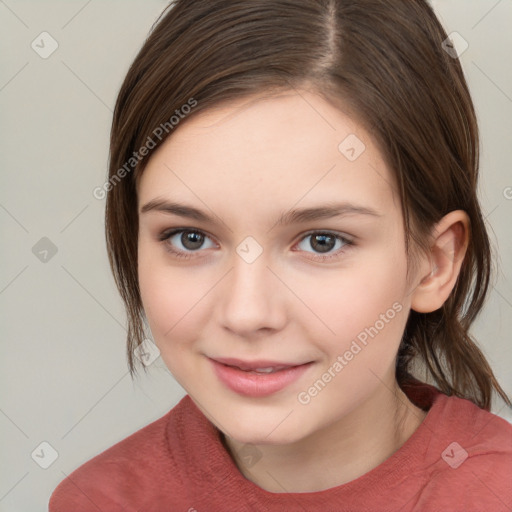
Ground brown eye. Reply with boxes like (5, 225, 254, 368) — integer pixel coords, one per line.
(160, 229, 216, 256)
(309, 233, 336, 253)
(295, 231, 354, 260)
(180, 231, 205, 250)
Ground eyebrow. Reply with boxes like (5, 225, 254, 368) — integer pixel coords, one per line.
(140, 199, 382, 225)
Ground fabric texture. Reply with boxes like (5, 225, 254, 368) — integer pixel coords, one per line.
(49, 379, 512, 511)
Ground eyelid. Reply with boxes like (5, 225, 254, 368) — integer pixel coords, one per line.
(158, 226, 217, 241)
(294, 229, 354, 244)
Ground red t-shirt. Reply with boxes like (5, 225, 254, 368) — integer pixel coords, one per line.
(49, 380, 512, 511)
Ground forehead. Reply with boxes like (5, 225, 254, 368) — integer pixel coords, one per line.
(138, 90, 399, 222)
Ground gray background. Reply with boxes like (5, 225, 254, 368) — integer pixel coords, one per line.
(1, 1, 511, 510)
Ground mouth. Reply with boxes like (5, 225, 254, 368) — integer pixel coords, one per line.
(209, 357, 314, 397)
(214, 357, 302, 372)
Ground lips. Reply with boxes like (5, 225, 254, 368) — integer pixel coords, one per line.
(209, 357, 313, 397)
(213, 357, 305, 371)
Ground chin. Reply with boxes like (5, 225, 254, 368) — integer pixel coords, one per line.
(220, 412, 312, 446)
(228, 429, 305, 447)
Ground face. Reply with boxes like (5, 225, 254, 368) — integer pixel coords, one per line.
(137, 89, 418, 445)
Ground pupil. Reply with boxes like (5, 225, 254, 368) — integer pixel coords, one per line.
(312, 234, 334, 253)
(182, 231, 203, 250)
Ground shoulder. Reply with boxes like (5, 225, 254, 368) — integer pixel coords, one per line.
(415, 391, 512, 511)
(429, 390, 512, 450)
(48, 396, 193, 511)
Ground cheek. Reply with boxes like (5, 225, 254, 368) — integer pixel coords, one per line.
(140, 270, 196, 336)
(138, 242, 175, 329)
(300, 247, 409, 356)
(138, 244, 214, 354)
(138, 266, 205, 383)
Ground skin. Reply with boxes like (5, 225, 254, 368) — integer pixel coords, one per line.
(137, 89, 469, 493)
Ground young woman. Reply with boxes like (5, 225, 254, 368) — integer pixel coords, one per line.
(50, 0, 512, 510)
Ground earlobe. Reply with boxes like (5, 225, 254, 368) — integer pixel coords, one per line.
(410, 210, 470, 314)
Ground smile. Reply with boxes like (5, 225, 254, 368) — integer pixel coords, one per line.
(209, 357, 314, 397)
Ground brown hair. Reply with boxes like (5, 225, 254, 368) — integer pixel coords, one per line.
(105, 0, 510, 410)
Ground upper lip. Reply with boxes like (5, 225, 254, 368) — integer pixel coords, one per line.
(210, 357, 312, 371)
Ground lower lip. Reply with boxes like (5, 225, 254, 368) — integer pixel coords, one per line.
(210, 359, 313, 397)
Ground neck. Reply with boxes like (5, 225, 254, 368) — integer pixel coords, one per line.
(223, 380, 427, 493)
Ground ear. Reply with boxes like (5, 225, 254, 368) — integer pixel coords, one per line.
(410, 210, 470, 314)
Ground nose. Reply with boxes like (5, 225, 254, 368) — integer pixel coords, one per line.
(217, 252, 287, 337)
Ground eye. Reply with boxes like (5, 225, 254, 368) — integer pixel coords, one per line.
(295, 231, 353, 260)
(158, 228, 354, 261)
(159, 229, 216, 258)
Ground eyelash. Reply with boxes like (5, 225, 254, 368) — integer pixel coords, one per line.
(157, 228, 355, 262)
